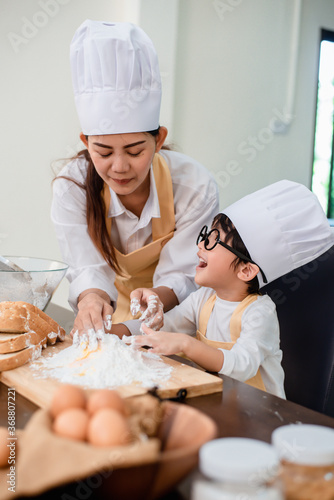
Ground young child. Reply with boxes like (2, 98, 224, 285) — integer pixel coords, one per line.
(121, 180, 334, 398)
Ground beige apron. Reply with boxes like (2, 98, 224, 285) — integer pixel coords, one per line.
(103, 153, 175, 323)
(196, 294, 267, 391)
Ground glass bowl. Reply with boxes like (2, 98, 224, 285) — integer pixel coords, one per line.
(0, 256, 68, 310)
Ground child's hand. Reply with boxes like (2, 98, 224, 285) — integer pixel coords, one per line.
(130, 288, 164, 331)
(134, 324, 224, 374)
(133, 323, 187, 355)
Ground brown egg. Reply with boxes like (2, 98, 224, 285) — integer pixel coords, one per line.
(53, 408, 89, 441)
(0, 427, 10, 468)
(50, 384, 86, 419)
(87, 389, 126, 416)
(87, 408, 131, 447)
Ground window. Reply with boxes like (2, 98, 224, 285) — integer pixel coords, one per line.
(311, 29, 334, 219)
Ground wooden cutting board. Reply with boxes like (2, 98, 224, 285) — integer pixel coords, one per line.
(0, 337, 222, 408)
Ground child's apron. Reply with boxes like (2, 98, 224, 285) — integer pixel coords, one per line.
(196, 294, 266, 391)
(103, 153, 175, 323)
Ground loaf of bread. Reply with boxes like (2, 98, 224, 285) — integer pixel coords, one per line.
(0, 302, 66, 370)
(0, 301, 65, 343)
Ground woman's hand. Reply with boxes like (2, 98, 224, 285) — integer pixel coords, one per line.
(71, 289, 114, 339)
(130, 288, 164, 331)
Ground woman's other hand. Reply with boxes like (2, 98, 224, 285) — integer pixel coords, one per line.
(70, 289, 114, 339)
(130, 288, 164, 331)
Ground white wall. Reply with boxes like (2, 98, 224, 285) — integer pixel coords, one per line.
(1, 0, 334, 309)
(172, 0, 334, 208)
(0, 0, 126, 308)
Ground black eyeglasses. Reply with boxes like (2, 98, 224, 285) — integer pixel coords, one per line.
(196, 225, 268, 284)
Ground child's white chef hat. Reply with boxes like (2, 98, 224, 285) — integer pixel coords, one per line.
(223, 180, 334, 287)
(70, 20, 162, 135)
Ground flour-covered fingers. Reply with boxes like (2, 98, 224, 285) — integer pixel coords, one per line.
(146, 308, 164, 331)
(77, 292, 114, 333)
(139, 294, 160, 320)
(130, 296, 141, 317)
(70, 311, 92, 338)
(103, 314, 113, 333)
(139, 294, 164, 330)
(121, 335, 134, 345)
(132, 335, 154, 348)
(130, 288, 163, 319)
(134, 325, 188, 356)
(71, 327, 103, 351)
(70, 310, 103, 340)
(132, 326, 164, 351)
(72, 329, 89, 349)
(130, 289, 145, 317)
(70, 303, 110, 350)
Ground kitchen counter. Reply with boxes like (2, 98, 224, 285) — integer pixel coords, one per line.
(1, 303, 333, 499)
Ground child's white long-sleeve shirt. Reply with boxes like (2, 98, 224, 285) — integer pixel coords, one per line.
(125, 287, 286, 398)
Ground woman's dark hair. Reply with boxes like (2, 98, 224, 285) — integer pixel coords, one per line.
(212, 213, 260, 294)
(54, 127, 169, 274)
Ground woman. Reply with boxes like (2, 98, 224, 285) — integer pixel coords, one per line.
(51, 20, 219, 335)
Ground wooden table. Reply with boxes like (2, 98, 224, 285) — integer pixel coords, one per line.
(1, 304, 334, 499)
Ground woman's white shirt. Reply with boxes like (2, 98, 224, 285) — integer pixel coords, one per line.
(51, 150, 219, 311)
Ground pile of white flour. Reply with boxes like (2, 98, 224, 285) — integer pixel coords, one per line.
(31, 334, 173, 389)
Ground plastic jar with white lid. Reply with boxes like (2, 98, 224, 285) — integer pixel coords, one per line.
(191, 437, 283, 500)
(271, 424, 334, 500)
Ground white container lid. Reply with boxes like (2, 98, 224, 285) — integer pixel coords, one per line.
(271, 424, 334, 466)
(199, 438, 279, 484)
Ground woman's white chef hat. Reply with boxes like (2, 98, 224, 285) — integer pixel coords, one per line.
(222, 180, 334, 287)
(70, 20, 162, 135)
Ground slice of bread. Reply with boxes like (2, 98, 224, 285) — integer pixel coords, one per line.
(0, 343, 43, 371)
(0, 330, 48, 354)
